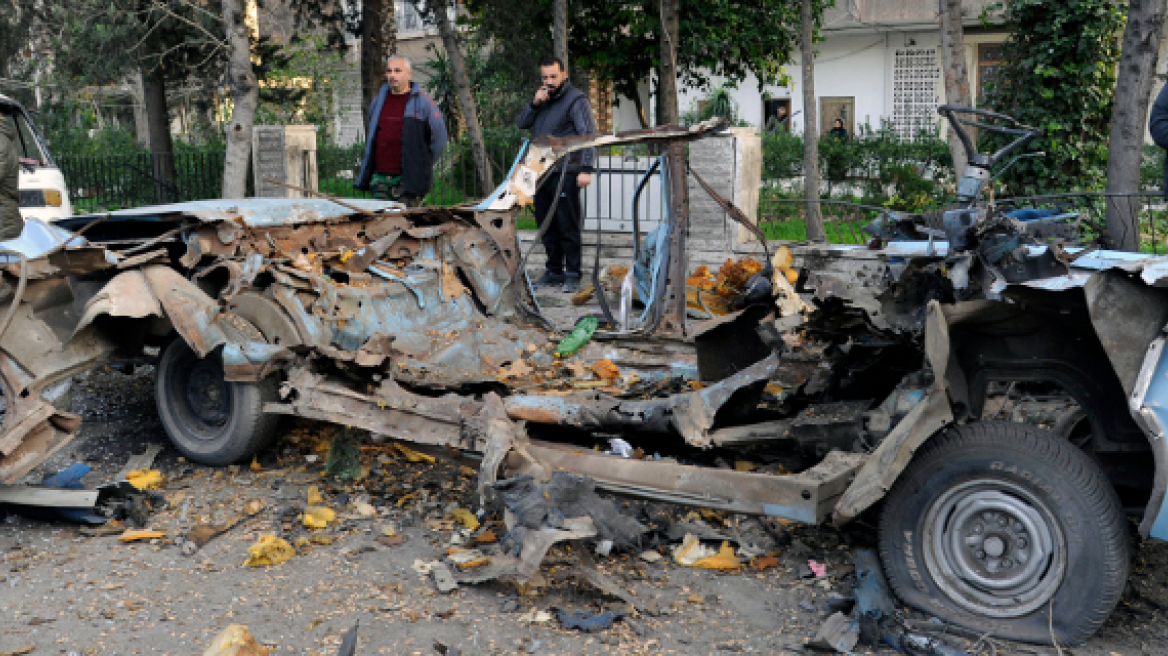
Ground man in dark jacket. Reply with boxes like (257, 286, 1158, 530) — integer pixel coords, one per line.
(516, 56, 597, 293)
(1151, 82, 1168, 194)
(0, 111, 21, 240)
(356, 55, 448, 206)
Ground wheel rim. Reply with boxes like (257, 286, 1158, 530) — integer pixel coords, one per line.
(922, 478, 1067, 618)
(184, 360, 230, 427)
(168, 347, 233, 441)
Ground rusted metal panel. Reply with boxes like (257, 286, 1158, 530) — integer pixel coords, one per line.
(479, 120, 726, 212)
(0, 301, 116, 396)
(505, 353, 780, 447)
(0, 408, 81, 484)
(514, 441, 863, 523)
(73, 270, 162, 336)
(266, 368, 482, 449)
(140, 265, 230, 357)
(69, 198, 406, 229)
(831, 302, 956, 525)
(225, 292, 304, 348)
(221, 342, 294, 382)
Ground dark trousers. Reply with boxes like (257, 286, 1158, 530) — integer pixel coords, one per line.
(534, 176, 583, 277)
(0, 199, 20, 241)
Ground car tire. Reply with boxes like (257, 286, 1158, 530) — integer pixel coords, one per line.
(155, 337, 279, 466)
(878, 421, 1128, 645)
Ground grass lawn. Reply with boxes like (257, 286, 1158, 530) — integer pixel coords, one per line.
(515, 215, 867, 246)
(762, 219, 868, 244)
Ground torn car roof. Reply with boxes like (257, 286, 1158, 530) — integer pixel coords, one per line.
(62, 198, 407, 229)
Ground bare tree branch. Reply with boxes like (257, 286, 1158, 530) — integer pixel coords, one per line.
(150, 0, 227, 48)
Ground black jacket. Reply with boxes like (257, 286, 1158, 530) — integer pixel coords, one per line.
(515, 82, 597, 173)
(356, 83, 448, 197)
(0, 114, 19, 239)
(1149, 82, 1168, 193)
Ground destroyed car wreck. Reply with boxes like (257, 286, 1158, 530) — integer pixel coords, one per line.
(3, 111, 1168, 645)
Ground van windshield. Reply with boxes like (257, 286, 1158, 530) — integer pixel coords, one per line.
(11, 110, 49, 167)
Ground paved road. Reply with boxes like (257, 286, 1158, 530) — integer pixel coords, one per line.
(1, 366, 1165, 655)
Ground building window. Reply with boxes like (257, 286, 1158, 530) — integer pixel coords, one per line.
(978, 43, 1005, 101)
(892, 47, 941, 139)
(396, 1, 425, 34)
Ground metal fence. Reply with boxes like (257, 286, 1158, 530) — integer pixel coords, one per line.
(316, 141, 663, 229)
(316, 140, 528, 205)
(55, 140, 668, 230)
(59, 152, 227, 214)
(46, 141, 882, 250)
(53, 143, 1168, 255)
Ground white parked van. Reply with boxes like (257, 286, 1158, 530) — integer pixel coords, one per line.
(0, 93, 72, 222)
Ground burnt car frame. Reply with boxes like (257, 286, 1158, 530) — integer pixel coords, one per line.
(2, 114, 1167, 645)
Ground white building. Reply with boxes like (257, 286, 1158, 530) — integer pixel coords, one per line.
(613, 0, 1007, 138)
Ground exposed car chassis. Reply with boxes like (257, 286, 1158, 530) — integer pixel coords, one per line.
(3, 116, 1168, 644)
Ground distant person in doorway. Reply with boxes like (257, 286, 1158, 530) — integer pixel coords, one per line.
(356, 55, 448, 207)
(765, 105, 791, 133)
(515, 56, 597, 294)
(828, 118, 849, 141)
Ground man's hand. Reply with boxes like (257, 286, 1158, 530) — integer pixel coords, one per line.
(577, 173, 592, 188)
(533, 86, 550, 106)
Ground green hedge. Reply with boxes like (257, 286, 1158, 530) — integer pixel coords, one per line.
(762, 120, 956, 214)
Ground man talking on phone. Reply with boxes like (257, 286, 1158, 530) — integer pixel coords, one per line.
(515, 56, 597, 293)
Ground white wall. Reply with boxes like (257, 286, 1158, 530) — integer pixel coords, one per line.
(615, 29, 957, 136)
(726, 30, 942, 134)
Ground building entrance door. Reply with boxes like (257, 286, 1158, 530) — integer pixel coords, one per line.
(820, 97, 855, 139)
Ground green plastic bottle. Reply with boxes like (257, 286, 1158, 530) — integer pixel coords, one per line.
(556, 317, 599, 358)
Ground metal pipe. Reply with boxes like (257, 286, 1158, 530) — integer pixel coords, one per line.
(0, 250, 30, 346)
(513, 165, 570, 331)
(631, 156, 663, 255)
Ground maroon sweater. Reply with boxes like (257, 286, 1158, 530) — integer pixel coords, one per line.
(373, 91, 411, 175)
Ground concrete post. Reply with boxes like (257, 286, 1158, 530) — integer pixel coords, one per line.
(252, 125, 319, 197)
(687, 127, 763, 255)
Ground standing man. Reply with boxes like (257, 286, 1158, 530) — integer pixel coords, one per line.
(356, 55, 448, 206)
(516, 56, 597, 293)
(1151, 82, 1168, 194)
(0, 111, 21, 240)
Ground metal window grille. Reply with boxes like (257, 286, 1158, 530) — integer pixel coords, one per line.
(892, 47, 941, 139)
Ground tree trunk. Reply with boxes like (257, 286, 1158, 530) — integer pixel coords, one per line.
(429, 0, 494, 194)
(553, 0, 568, 66)
(939, 0, 971, 179)
(382, 0, 398, 77)
(130, 72, 150, 146)
(656, 0, 679, 126)
(221, 0, 259, 199)
(801, 0, 824, 241)
(141, 63, 177, 204)
(1106, 0, 1168, 251)
(361, 0, 387, 120)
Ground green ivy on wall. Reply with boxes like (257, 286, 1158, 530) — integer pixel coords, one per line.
(981, 0, 1124, 196)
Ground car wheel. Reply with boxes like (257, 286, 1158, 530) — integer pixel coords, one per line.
(155, 337, 279, 466)
(878, 421, 1128, 645)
